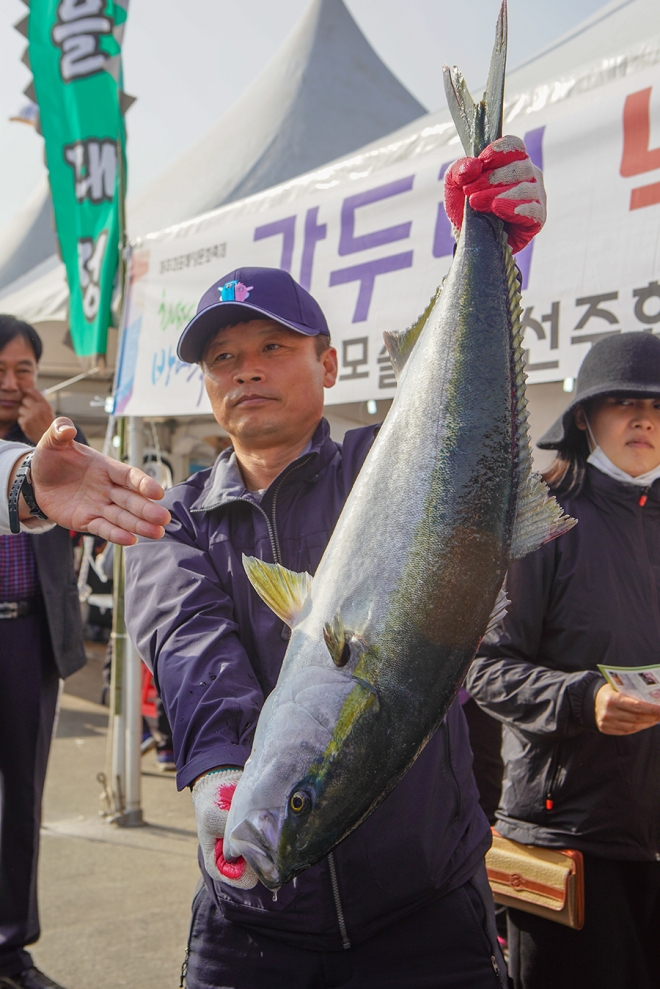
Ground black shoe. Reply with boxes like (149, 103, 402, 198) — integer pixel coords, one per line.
(0, 967, 67, 989)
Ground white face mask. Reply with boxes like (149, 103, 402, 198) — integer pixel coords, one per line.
(584, 415, 660, 487)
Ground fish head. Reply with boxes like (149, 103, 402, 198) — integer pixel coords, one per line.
(224, 628, 374, 888)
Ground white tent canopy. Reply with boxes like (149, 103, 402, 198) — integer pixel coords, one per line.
(128, 0, 426, 237)
(0, 0, 425, 313)
(3, 0, 660, 379)
(109, 0, 660, 420)
(0, 176, 57, 294)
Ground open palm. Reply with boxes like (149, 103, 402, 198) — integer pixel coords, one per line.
(31, 418, 170, 545)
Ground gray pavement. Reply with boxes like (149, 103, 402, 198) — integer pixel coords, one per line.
(31, 652, 201, 989)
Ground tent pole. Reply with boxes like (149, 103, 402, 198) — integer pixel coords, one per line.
(122, 415, 144, 826)
(109, 417, 126, 822)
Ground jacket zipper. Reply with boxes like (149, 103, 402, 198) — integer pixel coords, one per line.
(200, 455, 315, 567)
(491, 954, 506, 989)
(636, 487, 660, 641)
(544, 744, 562, 812)
(267, 456, 354, 945)
(268, 455, 314, 563)
(267, 456, 351, 947)
(636, 486, 660, 859)
(327, 852, 351, 949)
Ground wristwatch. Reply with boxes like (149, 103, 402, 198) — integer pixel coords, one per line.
(8, 452, 49, 534)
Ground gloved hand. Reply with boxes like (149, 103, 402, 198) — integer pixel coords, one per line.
(191, 769, 258, 888)
(444, 135, 547, 253)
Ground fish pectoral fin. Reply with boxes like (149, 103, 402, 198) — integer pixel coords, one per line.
(383, 284, 442, 377)
(242, 555, 312, 627)
(510, 473, 577, 560)
(323, 611, 349, 667)
(484, 585, 510, 637)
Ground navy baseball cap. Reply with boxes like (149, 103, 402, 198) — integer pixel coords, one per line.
(177, 267, 330, 363)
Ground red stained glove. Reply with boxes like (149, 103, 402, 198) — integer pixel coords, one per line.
(444, 135, 547, 253)
(192, 770, 259, 889)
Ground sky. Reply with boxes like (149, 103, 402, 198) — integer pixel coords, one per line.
(0, 0, 609, 232)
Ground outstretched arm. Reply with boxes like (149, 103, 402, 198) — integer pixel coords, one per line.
(4, 417, 170, 544)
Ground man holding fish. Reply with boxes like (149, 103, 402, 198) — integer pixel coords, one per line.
(125, 7, 562, 983)
(125, 200, 548, 989)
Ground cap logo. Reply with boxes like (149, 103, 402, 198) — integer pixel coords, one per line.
(220, 280, 253, 303)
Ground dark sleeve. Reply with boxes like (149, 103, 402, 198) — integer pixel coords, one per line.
(465, 543, 603, 737)
(73, 424, 88, 446)
(124, 505, 264, 790)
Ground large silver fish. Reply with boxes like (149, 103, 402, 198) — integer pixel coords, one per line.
(225, 0, 574, 890)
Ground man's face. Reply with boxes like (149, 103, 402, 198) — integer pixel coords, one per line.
(0, 335, 37, 430)
(201, 319, 337, 450)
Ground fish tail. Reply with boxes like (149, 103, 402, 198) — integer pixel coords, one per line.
(442, 0, 507, 156)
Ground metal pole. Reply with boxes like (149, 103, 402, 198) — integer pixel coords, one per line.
(110, 539, 127, 820)
(122, 416, 144, 826)
(107, 416, 127, 822)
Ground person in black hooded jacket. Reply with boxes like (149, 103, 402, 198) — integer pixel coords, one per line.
(466, 332, 660, 989)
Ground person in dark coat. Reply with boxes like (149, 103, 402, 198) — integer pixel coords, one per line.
(125, 268, 507, 989)
(466, 332, 660, 989)
(0, 317, 86, 989)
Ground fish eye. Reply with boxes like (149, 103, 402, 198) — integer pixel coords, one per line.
(289, 789, 312, 816)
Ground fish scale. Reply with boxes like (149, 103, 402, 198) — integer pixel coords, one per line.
(224, 0, 575, 890)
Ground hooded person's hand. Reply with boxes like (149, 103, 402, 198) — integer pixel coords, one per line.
(595, 683, 660, 735)
(444, 135, 547, 253)
(19, 417, 171, 544)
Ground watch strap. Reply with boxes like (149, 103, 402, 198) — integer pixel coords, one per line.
(8, 452, 48, 534)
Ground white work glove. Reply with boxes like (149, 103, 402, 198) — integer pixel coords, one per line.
(191, 769, 258, 889)
(444, 135, 547, 253)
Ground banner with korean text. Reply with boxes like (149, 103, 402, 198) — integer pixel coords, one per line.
(23, 0, 130, 357)
(113, 59, 660, 416)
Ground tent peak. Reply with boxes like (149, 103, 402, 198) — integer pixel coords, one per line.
(128, 0, 426, 235)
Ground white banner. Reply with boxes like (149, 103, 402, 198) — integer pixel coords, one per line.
(113, 64, 660, 417)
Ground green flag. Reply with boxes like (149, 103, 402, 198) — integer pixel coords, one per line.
(22, 0, 131, 357)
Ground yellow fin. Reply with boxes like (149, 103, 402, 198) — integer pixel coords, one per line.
(242, 555, 312, 627)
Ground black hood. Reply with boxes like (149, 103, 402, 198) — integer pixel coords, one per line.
(538, 332, 660, 450)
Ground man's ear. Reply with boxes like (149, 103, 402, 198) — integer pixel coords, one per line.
(322, 346, 338, 389)
(574, 404, 587, 431)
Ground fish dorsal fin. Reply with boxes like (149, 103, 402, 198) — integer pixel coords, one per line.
(511, 474, 576, 559)
(383, 284, 442, 378)
(490, 216, 577, 559)
(484, 585, 510, 637)
(242, 555, 312, 627)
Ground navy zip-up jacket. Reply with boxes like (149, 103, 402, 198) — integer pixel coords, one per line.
(125, 418, 489, 949)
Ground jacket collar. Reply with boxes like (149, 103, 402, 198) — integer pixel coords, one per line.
(191, 418, 336, 514)
(3, 421, 30, 445)
(583, 463, 660, 514)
